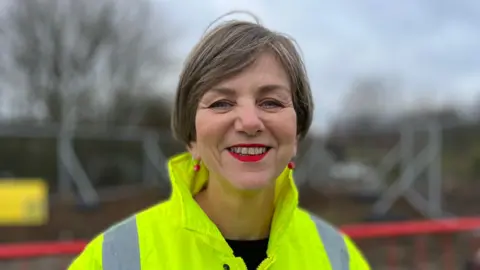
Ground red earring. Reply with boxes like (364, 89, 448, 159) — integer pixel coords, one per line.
(288, 161, 295, 170)
(193, 164, 200, 172)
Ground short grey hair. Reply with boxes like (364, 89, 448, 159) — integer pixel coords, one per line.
(172, 12, 314, 145)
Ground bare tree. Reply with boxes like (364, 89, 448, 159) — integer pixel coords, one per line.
(0, 0, 173, 126)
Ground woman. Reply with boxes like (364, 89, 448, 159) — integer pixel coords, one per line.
(69, 13, 370, 270)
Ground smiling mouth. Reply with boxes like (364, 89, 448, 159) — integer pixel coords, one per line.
(228, 146, 270, 155)
(227, 145, 271, 162)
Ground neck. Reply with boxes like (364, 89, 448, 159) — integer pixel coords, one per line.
(195, 177, 275, 240)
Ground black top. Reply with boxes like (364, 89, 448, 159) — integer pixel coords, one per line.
(226, 238, 269, 270)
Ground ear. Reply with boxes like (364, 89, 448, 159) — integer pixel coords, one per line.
(187, 142, 200, 160)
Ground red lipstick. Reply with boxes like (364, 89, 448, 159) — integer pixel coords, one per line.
(228, 144, 269, 162)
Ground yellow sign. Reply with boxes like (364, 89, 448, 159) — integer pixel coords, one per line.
(0, 179, 48, 226)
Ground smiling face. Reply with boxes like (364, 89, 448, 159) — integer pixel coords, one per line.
(189, 52, 298, 191)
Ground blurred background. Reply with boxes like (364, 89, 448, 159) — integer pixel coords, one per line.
(0, 0, 479, 269)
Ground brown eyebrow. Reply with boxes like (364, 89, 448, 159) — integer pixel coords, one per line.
(257, 84, 291, 98)
(207, 87, 237, 98)
(207, 84, 290, 98)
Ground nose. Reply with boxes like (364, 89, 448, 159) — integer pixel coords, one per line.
(234, 103, 264, 136)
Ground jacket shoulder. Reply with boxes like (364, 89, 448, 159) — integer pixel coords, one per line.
(295, 209, 364, 269)
(102, 198, 174, 241)
(295, 208, 341, 236)
(343, 234, 370, 269)
(68, 233, 104, 269)
(68, 200, 171, 270)
(296, 209, 370, 269)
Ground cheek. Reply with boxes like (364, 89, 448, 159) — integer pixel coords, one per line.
(263, 112, 297, 147)
(275, 112, 297, 140)
(195, 116, 212, 144)
(195, 112, 225, 148)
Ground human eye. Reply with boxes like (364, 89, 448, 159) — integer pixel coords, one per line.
(208, 100, 234, 110)
(259, 99, 284, 110)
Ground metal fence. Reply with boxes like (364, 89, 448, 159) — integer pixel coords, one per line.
(0, 120, 461, 217)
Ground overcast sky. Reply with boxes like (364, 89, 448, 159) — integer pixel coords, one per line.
(1, 0, 479, 130)
(158, 0, 480, 131)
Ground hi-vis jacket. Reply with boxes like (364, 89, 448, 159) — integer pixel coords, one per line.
(69, 152, 370, 270)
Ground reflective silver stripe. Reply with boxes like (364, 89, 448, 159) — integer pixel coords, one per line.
(310, 214, 349, 270)
(102, 216, 141, 270)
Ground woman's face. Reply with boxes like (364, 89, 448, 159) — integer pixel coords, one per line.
(190, 52, 298, 191)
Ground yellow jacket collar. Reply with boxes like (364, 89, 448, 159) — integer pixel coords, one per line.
(166, 152, 299, 253)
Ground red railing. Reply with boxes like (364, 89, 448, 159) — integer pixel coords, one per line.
(1, 217, 480, 269)
(0, 241, 85, 259)
(341, 218, 480, 269)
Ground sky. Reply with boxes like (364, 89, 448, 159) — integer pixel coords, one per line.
(0, 0, 479, 130)
(158, 0, 480, 132)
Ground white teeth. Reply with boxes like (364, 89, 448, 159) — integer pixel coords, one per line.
(229, 147, 268, 155)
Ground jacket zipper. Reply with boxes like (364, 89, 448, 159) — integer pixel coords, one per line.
(257, 256, 275, 270)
